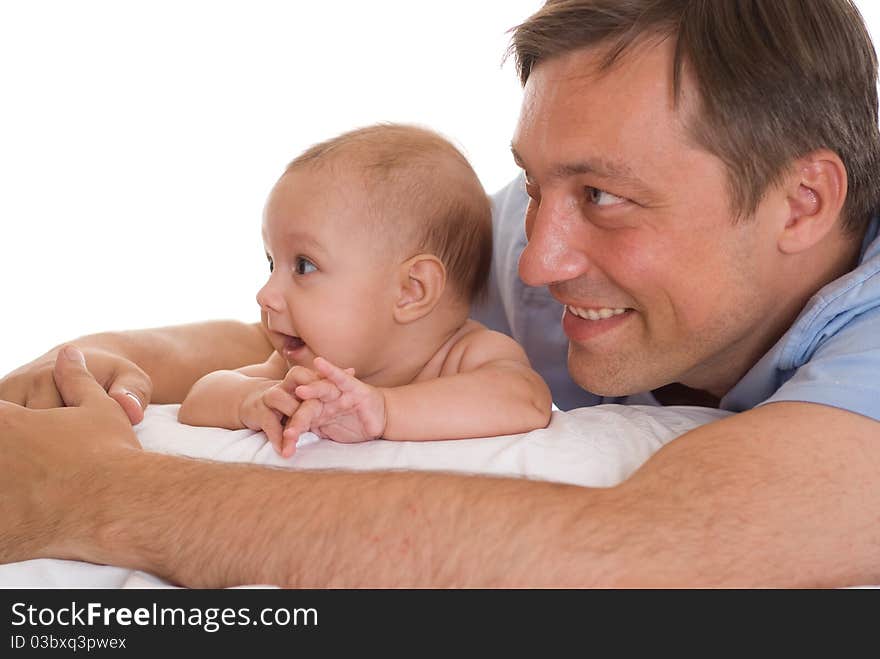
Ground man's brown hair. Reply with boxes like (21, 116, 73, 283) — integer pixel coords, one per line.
(511, 0, 880, 234)
(285, 123, 492, 305)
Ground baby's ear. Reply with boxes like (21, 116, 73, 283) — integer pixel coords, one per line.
(394, 254, 446, 324)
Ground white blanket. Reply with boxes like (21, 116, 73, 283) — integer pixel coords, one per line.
(0, 403, 730, 588)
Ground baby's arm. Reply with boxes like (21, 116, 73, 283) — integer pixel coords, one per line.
(291, 329, 551, 442)
(381, 329, 552, 439)
(178, 350, 289, 430)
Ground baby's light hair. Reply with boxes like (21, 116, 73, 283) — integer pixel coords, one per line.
(284, 123, 493, 305)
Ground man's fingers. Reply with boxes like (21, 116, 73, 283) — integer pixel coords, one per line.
(1, 360, 58, 407)
(52, 346, 116, 410)
(0, 399, 32, 425)
(22, 385, 64, 411)
(108, 390, 145, 425)
(107, 368, 152, 426)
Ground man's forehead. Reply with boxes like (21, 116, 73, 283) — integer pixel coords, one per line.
(522, 46, 678, 118)
(511, 41, 696, 181)
(525, 32, 680, 90)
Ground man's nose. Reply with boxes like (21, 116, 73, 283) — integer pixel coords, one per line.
(517, 200, 591, 287)
(256, 277, 284, 313)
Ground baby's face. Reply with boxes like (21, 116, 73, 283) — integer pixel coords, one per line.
(257, 167, 401, 381)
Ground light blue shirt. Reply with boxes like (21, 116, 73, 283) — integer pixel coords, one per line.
(472, 174, 880, 420)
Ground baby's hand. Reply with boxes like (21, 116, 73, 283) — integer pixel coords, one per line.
(284, 357, 386, 445)
(239, 383, 286, 454)
(241, 366, 319, 458)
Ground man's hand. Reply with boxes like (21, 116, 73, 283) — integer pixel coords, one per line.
(0, 346, 152, 425)
(0, 346, 140, 565)
(285, 357, 386, 444)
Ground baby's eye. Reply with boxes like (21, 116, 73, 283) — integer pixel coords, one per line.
(266, 254, 274, 273)
(587, 186, 625, 207)
(295, 256, 317, 275)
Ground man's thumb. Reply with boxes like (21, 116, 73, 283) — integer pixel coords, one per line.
(108, 375, 151, 425)
(52, 345, 112, 409)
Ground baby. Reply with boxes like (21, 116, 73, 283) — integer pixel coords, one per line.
(178, 124, 552, 456)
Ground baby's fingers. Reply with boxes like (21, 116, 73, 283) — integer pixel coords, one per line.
(261, 409, 286, 456)
(313, 357, 360, 392)
(295, 378, 341, 402)
(280, 365, 319, 392)
(262, 385, 299, 418)
(282, 398, 322, 457)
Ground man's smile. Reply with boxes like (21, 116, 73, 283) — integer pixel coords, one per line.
(562, 305, 634, 343)
(566, 304, 628, 321)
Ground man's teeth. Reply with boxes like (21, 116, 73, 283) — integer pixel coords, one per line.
(567, 305, 627, 321)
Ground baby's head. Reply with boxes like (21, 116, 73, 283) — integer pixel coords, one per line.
(257, 123, 492, 385)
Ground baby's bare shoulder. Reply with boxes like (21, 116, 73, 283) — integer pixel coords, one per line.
(440, 320, 530, 374)
(453, 319, 525, 351)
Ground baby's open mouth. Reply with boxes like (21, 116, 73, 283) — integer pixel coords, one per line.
(281, 335, 307, 363)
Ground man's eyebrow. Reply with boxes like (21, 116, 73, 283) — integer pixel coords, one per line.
(510, 145, 649, 189)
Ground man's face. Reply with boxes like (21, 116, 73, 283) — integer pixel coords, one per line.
(512, 39, 788, 398)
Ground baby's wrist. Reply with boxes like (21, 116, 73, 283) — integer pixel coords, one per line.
(375, 387, 391, 440)
(238, 379, 276, 428)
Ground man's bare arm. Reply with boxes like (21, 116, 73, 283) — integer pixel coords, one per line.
(599, 402, 880, 586)
(11, 356, 878, 587)
(0, 320, 274, 407)
(114, 404, 880, 586)
(76, 321, 275, 403)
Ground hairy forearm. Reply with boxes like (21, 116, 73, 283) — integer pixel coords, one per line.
(51, 321, 272, 403)
(597, 403, 880, 587)
(382, 365, 552, 440)
(42, 402, 880, 588)
(59, 451, 611, 588)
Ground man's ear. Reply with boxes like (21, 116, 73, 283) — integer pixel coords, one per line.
(393, 254, 447, 324)
(777, 150, 848, 255)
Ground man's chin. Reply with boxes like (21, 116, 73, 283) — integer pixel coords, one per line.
(566, 354, 653, 398)
(568, 370, 631, 397)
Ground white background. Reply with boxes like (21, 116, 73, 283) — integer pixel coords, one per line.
(2, 0, 880, 377)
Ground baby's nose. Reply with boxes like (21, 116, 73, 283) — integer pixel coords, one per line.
(256, 280, 284, 312)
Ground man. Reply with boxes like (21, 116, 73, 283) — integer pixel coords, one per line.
(2, 0, 879, 587)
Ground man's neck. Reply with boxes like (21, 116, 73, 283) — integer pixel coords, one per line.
(685, 225, 865, 400)
(651, 382, 721, 408)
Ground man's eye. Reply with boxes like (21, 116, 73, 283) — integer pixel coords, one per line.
(295, 257, 317, 275)
(587, 186, 625, 207)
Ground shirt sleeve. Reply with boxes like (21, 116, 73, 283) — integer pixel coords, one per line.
(761, 305, 880, 421)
